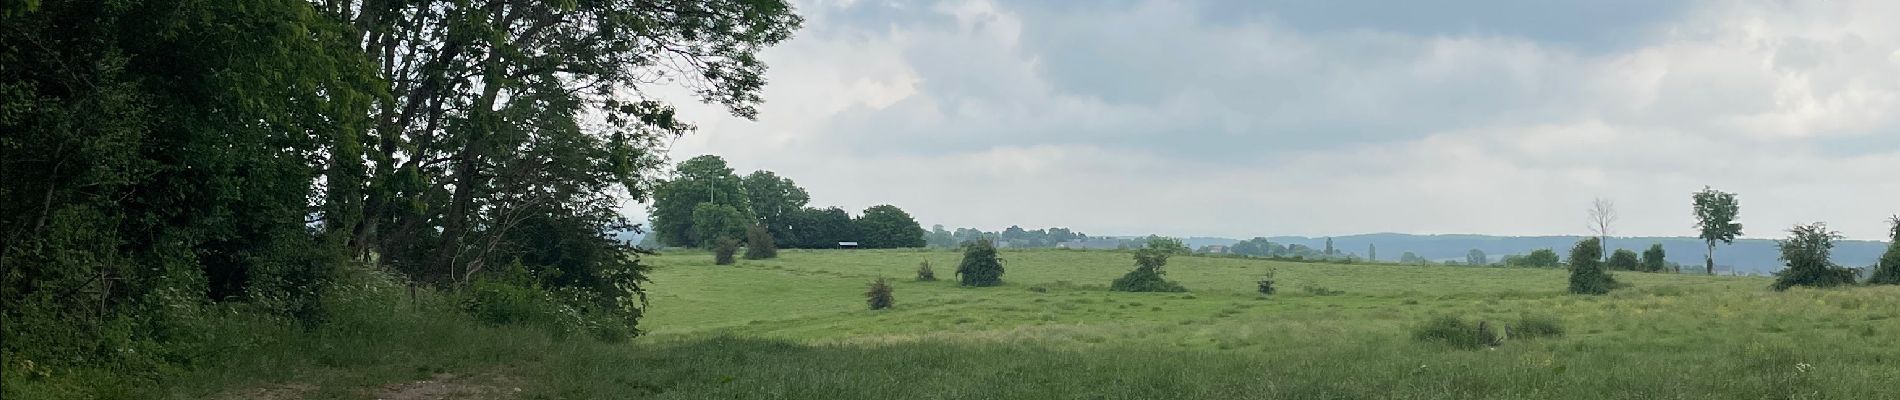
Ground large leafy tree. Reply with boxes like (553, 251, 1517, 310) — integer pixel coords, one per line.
(690, 203, 750, 247)
(1466, 249, 1488, 265)
(649, 155, 753, 247)
(789, 206, 855, 248)
(855, 205, 925, 249)
(956, 239, 1004, 286)
(740, 170, 810, 246)
(1692, 186, 1743, 275)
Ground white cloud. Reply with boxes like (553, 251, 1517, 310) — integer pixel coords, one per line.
(653, 0, 1900, 240)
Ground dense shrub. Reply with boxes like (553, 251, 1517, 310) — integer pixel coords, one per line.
(711, 237, 741, 265)
(956, 239, 1005, 286)
(1568, 238, 1618, 295)
(1772, 223, 1857, 291)
(1607, 249, 1640, 271)
(866, 278, 894, 310)
(1256, 269, 1278, 296)
(1510, 249, 1562, 267)
(744, 225, 778, 260)
(1110, 237, 1189, 292)
(916, 260, 937, 282)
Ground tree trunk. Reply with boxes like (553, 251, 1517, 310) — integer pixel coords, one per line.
(1705, 242, 1716, 275)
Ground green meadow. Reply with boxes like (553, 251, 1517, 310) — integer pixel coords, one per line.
(614, 248, 1900, 399)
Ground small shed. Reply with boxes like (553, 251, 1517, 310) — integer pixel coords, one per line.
(838, 241, 860, 249)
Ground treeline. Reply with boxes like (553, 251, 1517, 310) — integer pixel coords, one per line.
(921, 225, 1089, 249)
(647, 155, 925, 250)
(0, 0, 801, 391)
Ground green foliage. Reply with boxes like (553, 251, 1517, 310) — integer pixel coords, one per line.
(916, 260, 937, 282)
(1510, 249, 1562, 267)
(1866, 217, 1900, 285)
(1642, 243, 1669, 273)
(744, 224, 778, 260)
(1400, 252, 1428, 265)
(855, 204, 925, 248)
(692, 203, 751, 249)
(1113, 237, 1190, 292)
(1228, 237, 1288, 257)
(1771, 223, 1857, 291)
(740, 170, 811, 246)
(956, 240, 1005, 287)
(651, 156, 755, 247)
(1568, 238, 1618, 295)
(1467, 249, 1488, 265)
(788, 207, 857, 248)
(865, 278, 894, 310)
(1607, 249, 1641, 271)
(1693, 186, 1744, 274)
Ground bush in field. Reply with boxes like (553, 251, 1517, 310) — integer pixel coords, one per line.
(956, 239, 1005, 286)
(916, 260, 937, 282)
(865, 278, 894, 310)
(1607, 249, 1640, 271)
(1771, 223, 1857, 291)
(744, 224, 777, 260)
(1111, 237, 1189, 292)
(1868, 217, 1900, 285)
(1642, 243, 1669, 273)
(1568, 238, 1618, 295)
(1256, 269, 1277, 296)
(711, 237, 740, 265)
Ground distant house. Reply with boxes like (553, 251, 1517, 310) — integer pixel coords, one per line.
(1056, 238, 1123, 250)
(838, 241, 859, 249)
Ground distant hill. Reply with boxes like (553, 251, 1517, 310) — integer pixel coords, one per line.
(1164, 233, 1888, 276)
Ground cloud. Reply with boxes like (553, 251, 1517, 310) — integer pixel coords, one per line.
(654, 0, 1900, 240)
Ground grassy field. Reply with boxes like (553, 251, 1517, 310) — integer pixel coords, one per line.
(621, 248, 1900, 399)
(118, 247, 1900, 399)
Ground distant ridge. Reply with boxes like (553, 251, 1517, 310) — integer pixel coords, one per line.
(1148, 233, 1886, 276)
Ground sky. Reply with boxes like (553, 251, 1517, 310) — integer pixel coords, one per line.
(640, 0, 1900, 240)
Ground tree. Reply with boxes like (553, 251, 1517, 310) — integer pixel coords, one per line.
(925, 225, 957, 248)
(1607, 249, 1640, 271)
(1467, 249, 1488, 266)
(744, 224, 777, 260)
(956, 239, 1005, 286)
(1324, 237, 1336, 256)
(1567, 238, 1617, 295)
(1400, 252, 1427, 265)
(1368, 244, 1378, 262)
(1111, 237, 1189, 292)
(691, 203, 750, 248)
(651, 156, 754, 247)
(740, 170, 810, 246)
(1641, 243, 1669, 273)
(854, 205, 925, 249)
(1869, 217, 1900, 285)
(1771, 223, 1856, 291)
(1588, 197, 1617, 261)
(788, 207, 855, 248)
(1143, 236, 1190, 254)
(1692, 186, 1744, 275)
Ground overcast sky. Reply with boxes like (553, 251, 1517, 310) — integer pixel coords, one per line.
(642, 0, 1900, 240)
